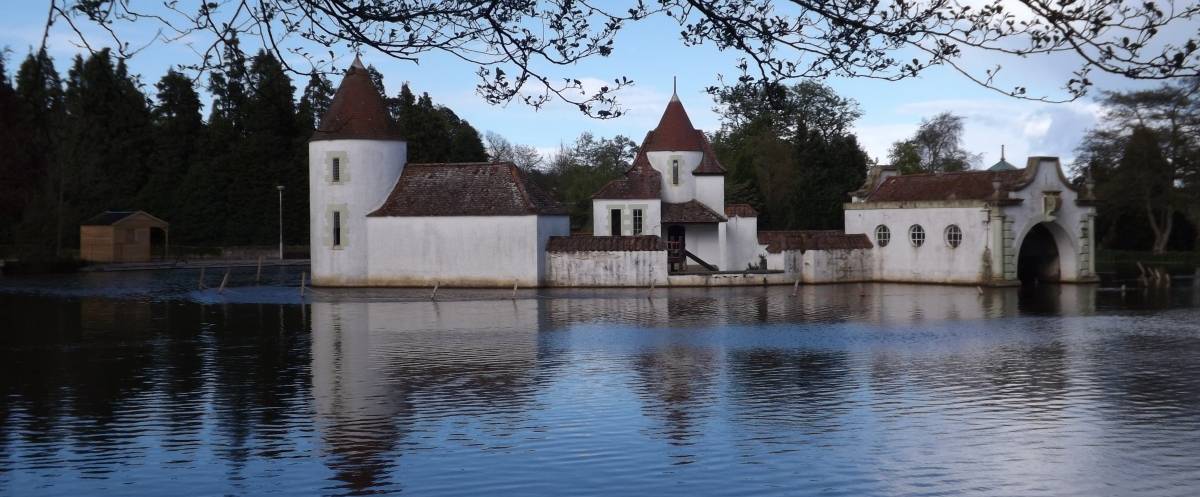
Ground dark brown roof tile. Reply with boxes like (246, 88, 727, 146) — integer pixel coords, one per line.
(369, 162, 567, 217)
(546, 235, 665, 252)
(310, 58, 404, 142)
(663, 200, 726, 224)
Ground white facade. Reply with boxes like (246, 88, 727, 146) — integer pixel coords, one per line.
(592, 199, 662, 237)
(844, 157, 1097, 285)
(365, 215, 568, 287)
(308, 139, 407, 286)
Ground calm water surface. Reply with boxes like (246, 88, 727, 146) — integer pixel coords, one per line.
(1, 268, 1199, 496)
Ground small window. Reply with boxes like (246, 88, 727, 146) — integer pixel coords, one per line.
(945, 224, 962, 248)
(875, 225, 890, 247)
(632, 209, 644, 235)
(671, 159, 680, 185)
(909, 224, 925, 247)
(332, 211, 342, 247)
(331, 157, 341, 183)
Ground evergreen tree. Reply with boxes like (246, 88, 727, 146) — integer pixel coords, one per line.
(236, 50, 303, 245)
(57, 49, 152, 248)
(11, 50, 64, 250)
(297, 73, 333, 130)
(176, 37, 250, 245)
(0, 56, 28, 244)
(139, 70, 203, 222)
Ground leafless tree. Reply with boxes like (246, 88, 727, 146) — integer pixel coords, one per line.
(42, 0, 1200, 118)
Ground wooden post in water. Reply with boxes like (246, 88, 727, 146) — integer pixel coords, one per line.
(431, 282, 439, 301)
(218, 268, 231, 294)
(255, 256, 263, 284)
(648, 279, 655, 300)
(792, 278, 800, 296)
(512, 281, 518, 300)
(299, 272, 306, 297)
(198, 267, 206, 289)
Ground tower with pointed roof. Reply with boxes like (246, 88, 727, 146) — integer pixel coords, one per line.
(309, 56, 409, 286)
(592, 91, 766, 272)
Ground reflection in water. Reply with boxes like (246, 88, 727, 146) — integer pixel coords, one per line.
(1, 280, 1199, 496)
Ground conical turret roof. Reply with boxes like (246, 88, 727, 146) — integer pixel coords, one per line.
(643, 92, 702, 152)
(310, 57, 404, 142)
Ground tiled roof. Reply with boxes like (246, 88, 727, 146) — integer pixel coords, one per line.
(662, 200, 727, 224)
(758, 230, 872, 253)
(724, 203, 758, 218)
(369, 162, 567, 217)
(693, 131, 726, 175)
(546, 235, 665, 252)
(310, 57, 404, 142)
(640, 95, 726, 175)
(593, 150, 662, 199)
(866, 169, 1027, 202)
(644, 95, 700, 152)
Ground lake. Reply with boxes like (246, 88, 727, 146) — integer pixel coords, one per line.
(2, 267, 1199, 496)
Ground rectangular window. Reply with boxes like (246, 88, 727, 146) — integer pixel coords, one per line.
(332, 211, 342, 247)
(671, 159, 679, 185)
(331, 157, 341, 183)
(632, 209, 643, 235)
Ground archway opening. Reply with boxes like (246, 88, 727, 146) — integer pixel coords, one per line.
(1018, 223, 1060, 286)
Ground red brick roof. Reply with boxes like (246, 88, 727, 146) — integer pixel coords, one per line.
(866, 169, 1027, 202)
(662, 200, 727, 224)
(593, 149, 662, 199)
(546, 235, 665, 252)
(640, 95, 726, 175)
(369, 162, 567, 217)
(758, 230, 873, 253)
(724, 203, 758, 218)
(310, 58, 404, 142)
(644, 95, 700, 152)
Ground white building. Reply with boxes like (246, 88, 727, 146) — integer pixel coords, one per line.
(589, 91, 764, 272)
(308, 59, 569, 287)
(844, 155, 1098, 285)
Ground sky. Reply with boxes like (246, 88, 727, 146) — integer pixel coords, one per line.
(1, 2, 1190, 169)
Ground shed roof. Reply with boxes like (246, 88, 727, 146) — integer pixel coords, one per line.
(546, 235, 665, 252)
(758, 230, 872, 253)
(662, 200, 727, 224)
(368, 162, 567, 217)
(310, 57, 404, 142)
(81, 210, 168, 227)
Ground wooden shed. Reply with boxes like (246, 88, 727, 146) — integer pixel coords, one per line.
(80, 211, 169, 263)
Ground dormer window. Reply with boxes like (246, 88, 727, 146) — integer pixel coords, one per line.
(671, 158, 680, 185)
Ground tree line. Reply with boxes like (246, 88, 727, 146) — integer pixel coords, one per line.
(0, 39, 489, 254)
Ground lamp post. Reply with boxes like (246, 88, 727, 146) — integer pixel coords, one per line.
(277, 185, 285, 260)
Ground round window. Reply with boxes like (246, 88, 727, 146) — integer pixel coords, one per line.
(875, 225, 891, 247)
(945, 224, 963, 248)
(909, 225, 925, 247)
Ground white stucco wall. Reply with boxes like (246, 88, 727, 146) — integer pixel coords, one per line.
(796, 249, 874, 283)
(1000, 158, 1096, 282)
(309, 139, 407, 286)
(725, 216, 765, 270)
(683, 223, 724, 270)
(647, 150, 703, 204)
(365, 215, 568, 287)
(694, 175, 725, 214)
(546, 250, 669, 287)
(592, 199, 662, 237)
(845, 205, 995, 284)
